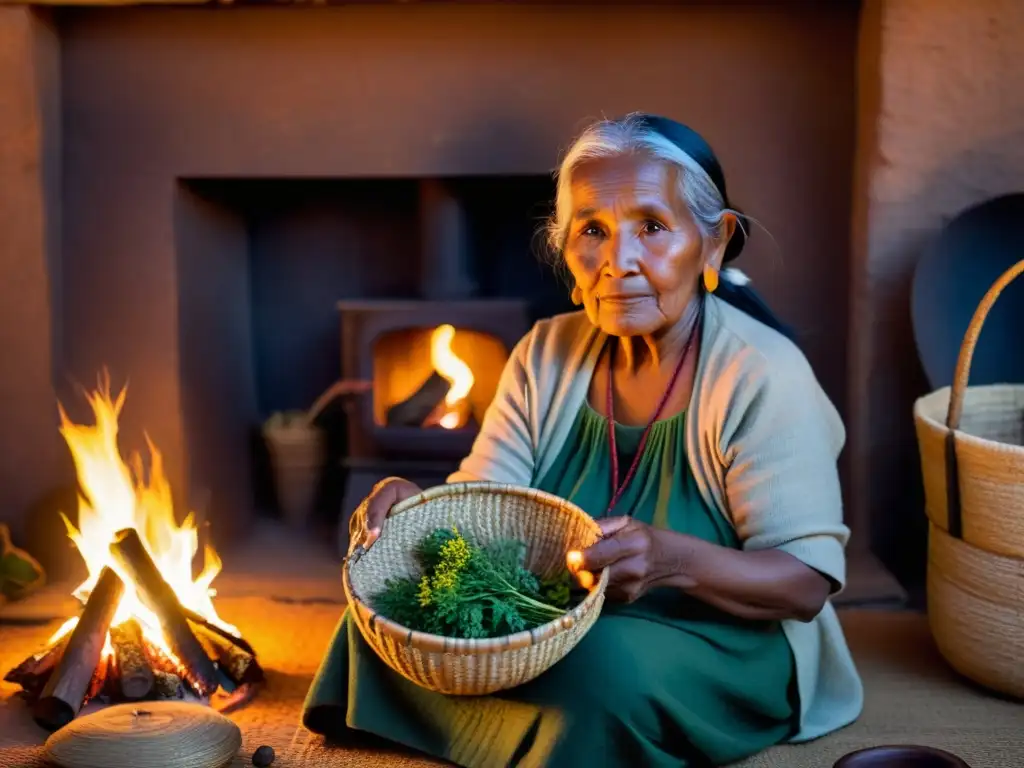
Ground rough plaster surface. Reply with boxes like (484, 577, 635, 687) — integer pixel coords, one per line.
(0, 8, 66, 541)
(849, 0, 1024, 579)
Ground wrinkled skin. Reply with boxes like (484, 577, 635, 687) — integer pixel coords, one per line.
(566, 516, 680, 603)
(564, 153, 725, 341)
(349, 477, 421, 552)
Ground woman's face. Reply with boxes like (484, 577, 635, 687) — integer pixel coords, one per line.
(563, 154, 721, 339)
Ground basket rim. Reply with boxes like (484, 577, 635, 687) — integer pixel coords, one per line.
(343, 481, 610, 655)
(914, 384, 1024, 456)
(915, 382, 1024, 406)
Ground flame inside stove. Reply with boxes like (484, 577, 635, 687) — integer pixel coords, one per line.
(429, 324, 475, 430)
(48, 377, 236, 656)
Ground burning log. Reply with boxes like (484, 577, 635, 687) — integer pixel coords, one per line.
(423, 398, 475, 431)
(185, 609, 257, 656)
(32, 566, 124, 732)
(101, 654, 120, 701)
(86, 655, 110, 702)
(386, 371, 449, 427)
(110, 619, 154, 700)
(153, 670, 186, 699)
(144, 641, 180, 675)
(4, 636, 69, 698)
(192, 622, 265, 689)
(108, 528, 219, 697)
(143, 642, 186, 699)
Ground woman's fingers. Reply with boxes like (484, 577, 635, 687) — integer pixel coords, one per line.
(597, 516, 631, 537)
(565, 518, 636, 589)
(361, 477, 422, 548)
(579, 531, 633, 572)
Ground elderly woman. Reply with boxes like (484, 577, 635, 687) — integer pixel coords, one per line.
(303, 113, 863, 767)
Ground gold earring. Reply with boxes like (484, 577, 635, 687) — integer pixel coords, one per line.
(702, 265, 719, 294)
(571, 285, 583, 305)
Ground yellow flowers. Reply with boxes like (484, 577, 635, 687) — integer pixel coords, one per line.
(416, 527, 471, 607)
(417, 575, 432, 607)
(440, 531, 472, 570)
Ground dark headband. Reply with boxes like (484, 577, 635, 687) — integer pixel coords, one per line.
(631, 114, 748, 263)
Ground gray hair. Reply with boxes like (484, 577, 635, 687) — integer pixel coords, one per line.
(544, 113, 746, 281)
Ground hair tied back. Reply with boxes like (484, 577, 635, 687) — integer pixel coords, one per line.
(721, 267, 750, 286)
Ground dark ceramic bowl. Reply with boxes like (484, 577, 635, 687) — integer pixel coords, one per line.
(834, 746, 971, 768)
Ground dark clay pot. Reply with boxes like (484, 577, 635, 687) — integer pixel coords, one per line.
(833, 746, 971, 768)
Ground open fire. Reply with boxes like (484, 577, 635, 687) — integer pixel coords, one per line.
(425, 324, 475, 430)
(386, 323, 478, 431)
(4, 378, 262, 732)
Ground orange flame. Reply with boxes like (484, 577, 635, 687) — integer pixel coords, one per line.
(49, 377, 235, 651)
(429, 325, 474, 430)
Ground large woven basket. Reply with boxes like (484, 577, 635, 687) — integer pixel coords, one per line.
(913, 258, 1024, 698)
(342, 482, 609, 695)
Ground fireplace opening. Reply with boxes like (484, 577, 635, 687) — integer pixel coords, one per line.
(170, 175, 565, 543)
(374, 325, 508, 431)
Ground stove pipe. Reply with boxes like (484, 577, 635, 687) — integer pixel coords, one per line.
(419, 179, 477, 300)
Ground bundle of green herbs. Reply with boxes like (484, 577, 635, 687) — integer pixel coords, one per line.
(372, 527, 583, 640)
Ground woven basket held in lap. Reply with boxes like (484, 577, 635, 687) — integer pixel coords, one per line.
(914, 258, 1024, 698)
(342, 482, 609, 695)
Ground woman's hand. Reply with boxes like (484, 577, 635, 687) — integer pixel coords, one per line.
(349, 477, 422, 552)
(570, 517, 672, 603)
(567, 516, 832, 620)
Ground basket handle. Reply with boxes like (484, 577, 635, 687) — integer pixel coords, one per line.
(945, 258, 1024, 430)
(305, 378, 372, 427)
(942, 258, 1024, 538)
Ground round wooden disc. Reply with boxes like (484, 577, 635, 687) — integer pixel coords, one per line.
(44, 701, 242, 768)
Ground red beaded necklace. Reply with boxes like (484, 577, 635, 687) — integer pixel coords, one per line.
(604, 307, 703, 517)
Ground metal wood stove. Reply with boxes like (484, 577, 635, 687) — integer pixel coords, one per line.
(336, 180, 531, 550)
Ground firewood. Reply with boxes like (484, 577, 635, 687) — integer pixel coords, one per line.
(143, 642, 179, 675)
(212, 682, 259, 715)
(140, 634, 194, 699)
(32, 566, 125, 731)
(110, 620, 154, 700)
(183, 610, 256, 656)
(191, 622, 265, 689)
(385, 371, 449, 427)
(422, 399, 475, 430)
(101, 652, 121, 701)
(86, 655, 110, 702)
(4, 636, 69, 698)
(109, 529, 219, 697)
(152, 670, 185, 699)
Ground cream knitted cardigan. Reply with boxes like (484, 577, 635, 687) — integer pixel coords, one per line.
(449, 295, 863, 743)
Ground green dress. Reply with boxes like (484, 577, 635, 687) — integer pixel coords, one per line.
(303, 405, 798, 767)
